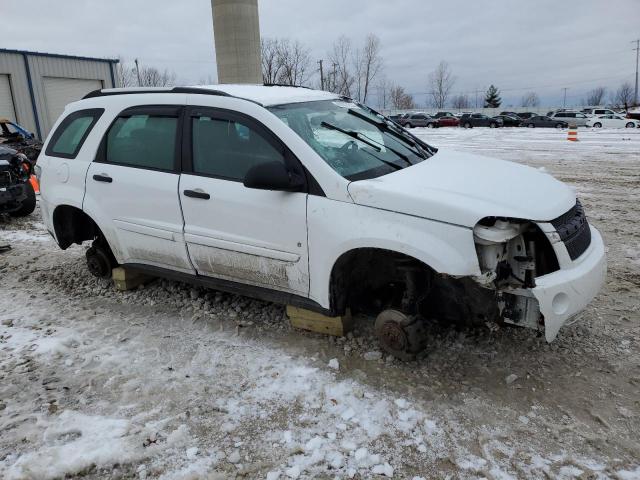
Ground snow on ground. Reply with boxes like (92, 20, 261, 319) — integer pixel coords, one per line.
(1, 127, 639, 479)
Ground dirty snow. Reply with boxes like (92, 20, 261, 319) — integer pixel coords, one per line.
(1, 127, 639, 479)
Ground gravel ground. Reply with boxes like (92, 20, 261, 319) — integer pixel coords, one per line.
(0, 127, 639, 479)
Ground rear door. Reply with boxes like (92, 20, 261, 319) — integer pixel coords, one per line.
(84, 105, 194, 273)
(179, 106, 309, 295)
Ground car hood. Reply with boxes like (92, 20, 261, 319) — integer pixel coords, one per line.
(347, 149, 576, 227)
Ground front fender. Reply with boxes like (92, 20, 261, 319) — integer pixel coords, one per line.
(307, 196, 480, 308)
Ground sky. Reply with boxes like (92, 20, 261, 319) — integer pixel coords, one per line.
(2, 0, 638, 108)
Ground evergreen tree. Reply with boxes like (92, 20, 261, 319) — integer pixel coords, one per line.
(484, 84, 502, 108)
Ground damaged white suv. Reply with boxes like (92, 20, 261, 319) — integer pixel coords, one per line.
(37, 85, 606, 358)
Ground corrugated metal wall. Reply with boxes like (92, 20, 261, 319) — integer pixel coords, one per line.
(0, 50, 118, 139)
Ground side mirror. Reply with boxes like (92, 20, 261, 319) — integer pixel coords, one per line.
(243, 161, 305, 192)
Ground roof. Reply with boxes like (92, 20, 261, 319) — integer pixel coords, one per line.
(83, 84, 342, 107)
(0, 48, 118, 64)
(200, 84, 340, 106)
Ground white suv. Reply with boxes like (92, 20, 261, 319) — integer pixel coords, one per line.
(37, 85, 606, 358)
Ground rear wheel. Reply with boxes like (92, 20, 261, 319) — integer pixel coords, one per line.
(427, 123, 434, 128)
(626, 122, 635, 128)
(593, 122, 602, 128)
(86, 237, 117, 279)
(556, 123, 565, 129)
(464, 122, 471, 129)
(527, 123, 535, 128)
(489, 122, 497, 128)
(9, 181, 36, 217)
(405, 123, 413, 129)
(374, 309, 427, 361)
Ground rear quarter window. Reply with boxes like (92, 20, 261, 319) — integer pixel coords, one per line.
(45, 108, 104, 159)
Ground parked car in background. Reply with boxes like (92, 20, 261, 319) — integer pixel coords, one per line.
(459, 113, 503, 128)
(437, 115, 460, 127)
(433, 111, 455, 118)
(549, 111, 589, 127)
(581, 108, 619, 117)
(493, 115, 522, 127)
(38, 84, 606, 357)
(517, 112, 538, 121)
(499, 111, 519, 117)
(586, 114, 639, 128)
(523, 116, 568, 128)
(0, 118, 42, 162)
(400, 113, 439, 128)
(388, 113, 408, 124)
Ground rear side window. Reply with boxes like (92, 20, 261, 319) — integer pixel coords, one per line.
(45, 108, 104, 158)
(104, 107, 180, 171)
(191, 114, 285, 181)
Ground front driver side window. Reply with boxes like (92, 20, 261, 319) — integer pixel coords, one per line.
(191, 114, 285, 181)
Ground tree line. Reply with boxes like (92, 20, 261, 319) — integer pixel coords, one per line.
(117, 44, 637, 111)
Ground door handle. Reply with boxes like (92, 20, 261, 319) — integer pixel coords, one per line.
(184, 189, 210, 200)
(93, 174, 112, 183)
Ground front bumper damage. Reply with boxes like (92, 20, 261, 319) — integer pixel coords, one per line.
(532, 225, 606, 341)
(473, 203, 606, 342)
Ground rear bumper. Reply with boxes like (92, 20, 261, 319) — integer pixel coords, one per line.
(532, 225, 607, 342)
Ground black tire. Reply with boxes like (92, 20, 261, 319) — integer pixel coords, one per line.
(556, 123, 564, 129)
(464, 122, 472, 129)
(405, 123, 413, 129)
(489, 122, 497, 128)
(593, 122, 602, 128)
(86, 245, 114, 279)
(626, 122, 635, 128)
(9, 181, 36, 217)
(527, 123, 535, 128)
(427, 123, 434, 129)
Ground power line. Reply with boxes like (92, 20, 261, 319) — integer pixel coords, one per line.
(633, 39, 639, 106)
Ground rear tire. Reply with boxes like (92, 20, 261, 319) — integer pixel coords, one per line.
(405, 123, 413, 129)
(626, 122, 635, 128)
(527, 123, 535, 128)
(489, 123, 497, 128)
(86, 245, 114, 279)
(9, 181, 36, 217)
(593, 122, 602, 128)
(464, 122, 471, 129)
(427, 123, 434, 128)
(556, 123, 564, 129)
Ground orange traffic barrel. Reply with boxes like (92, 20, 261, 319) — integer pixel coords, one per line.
(567, 123, 578, 142)
(29, 175, 40, 194)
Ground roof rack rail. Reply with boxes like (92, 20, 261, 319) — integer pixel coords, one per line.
(263, 83, 312, 90)
(83, 86, 232, 100)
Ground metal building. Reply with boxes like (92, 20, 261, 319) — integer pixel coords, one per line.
(0, 49, 119, 140)
(211, 0, 262, 84)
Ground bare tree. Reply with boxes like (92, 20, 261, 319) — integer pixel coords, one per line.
(376, 77, 392, 109)
(390, 85, 415, 110)
(451, 94, 470, 110)
(353, 34, 383, 103)
(611, 82, 634, 109)
(277, 39, 311, 86)
(521, 92, 540, 107)
(261, 38, 284, 84)
(427, 61, 455, 109)
(138, 66, 177, 87)
(115, 57, 136, 87)
(585, 86, 606, 106)
(328, 36, 354, 96)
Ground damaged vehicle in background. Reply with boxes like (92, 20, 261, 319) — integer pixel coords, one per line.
(37, 85, 606, 360)
(0, 146, 37, 217)
(0, 118, 42, 162)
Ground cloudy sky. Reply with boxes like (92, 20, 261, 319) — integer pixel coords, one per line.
(2, 0, 638, 107)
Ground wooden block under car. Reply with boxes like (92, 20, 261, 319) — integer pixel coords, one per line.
(112, 267, 155, 291)
(286, 306, 352, 337)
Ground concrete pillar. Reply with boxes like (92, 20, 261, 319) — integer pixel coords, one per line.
(211, 0, 262, 84)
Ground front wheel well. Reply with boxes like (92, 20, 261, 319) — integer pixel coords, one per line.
(52, 205, 101, 250)
(329, 248, 434, 316)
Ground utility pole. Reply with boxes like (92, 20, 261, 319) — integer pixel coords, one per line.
(318, 60, 325, 91)
(562, 87, 569, 107)
(474, 88, 481, 109)
(134, 58, 142, 87)
(633, 39, 639, 106)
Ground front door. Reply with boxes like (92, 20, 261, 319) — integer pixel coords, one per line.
(179, 107, 309, 295)
(84, 105, 194, 273)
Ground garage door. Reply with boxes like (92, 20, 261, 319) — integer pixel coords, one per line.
(43, 77, 103, 127)
(0, 74, 17, 122)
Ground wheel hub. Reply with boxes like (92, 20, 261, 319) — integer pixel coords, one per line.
(379, 321, 409, 352)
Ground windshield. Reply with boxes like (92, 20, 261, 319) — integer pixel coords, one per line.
(268, 100, 434, 181)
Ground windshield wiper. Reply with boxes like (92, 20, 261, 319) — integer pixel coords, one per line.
(348, 107, 437, 156)
(320, 121, 404, 172)
(320, 121, 381, 152)
(356, 131, 413, 166)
